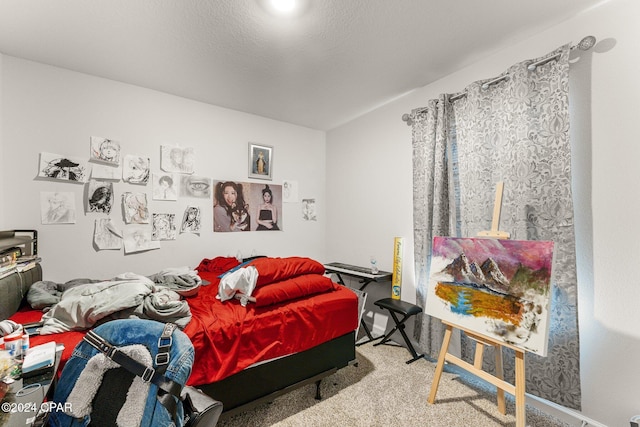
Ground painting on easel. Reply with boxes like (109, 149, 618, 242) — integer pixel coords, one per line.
(426, 236, 554, 356)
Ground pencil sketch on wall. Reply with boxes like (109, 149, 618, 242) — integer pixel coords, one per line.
(152, 213, 177, 241)
(282, 180, 299, 203)
(38, 152, 88, 183)
(152, 173, 178, 201)
(91, 163, 122, 181)
(123, 225, 160, 254)
(93, 218, 122, 250)
(122, 154, 150, 185)
(41, 191, 76, 224)
(161, 145, 195, 174)
(181, 206, 201, 234)
(302, 198, 316, 221)
(89, 136, 121, 165)
(180, 175, 212, 199)
(122, 192, 150, 224)
(86, 180, 114, 214)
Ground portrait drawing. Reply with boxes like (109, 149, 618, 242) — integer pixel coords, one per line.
(89, 136, 121, 165)
(123, 155, 150, 185)
(41, 192, 77, 224)
(161, 145, 195, 174)
(86, 180, 114, 214)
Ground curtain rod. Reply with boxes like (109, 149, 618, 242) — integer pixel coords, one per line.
(401, 35, 596, 125)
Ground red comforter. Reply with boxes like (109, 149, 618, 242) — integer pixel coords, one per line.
(184, 256, 359, 386)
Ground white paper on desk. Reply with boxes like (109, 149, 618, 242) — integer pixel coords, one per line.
(22, 341, 56, 374)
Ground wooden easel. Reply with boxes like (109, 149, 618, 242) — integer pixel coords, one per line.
(427, 182, 527, 427)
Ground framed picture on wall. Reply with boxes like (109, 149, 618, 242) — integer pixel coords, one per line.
(248, 142, 273, 180)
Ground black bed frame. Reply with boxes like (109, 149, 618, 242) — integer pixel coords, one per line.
(199, 330, 357, 419)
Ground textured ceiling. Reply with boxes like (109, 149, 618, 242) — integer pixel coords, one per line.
(0, 0, 605, 130)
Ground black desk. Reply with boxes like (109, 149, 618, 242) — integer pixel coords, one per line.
(324, 262, 393, 344)
(1, 345, 62, 427)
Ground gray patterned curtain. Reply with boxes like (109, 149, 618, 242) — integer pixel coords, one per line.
(411, 44, 581, 409)
(411, 95, 453, 358)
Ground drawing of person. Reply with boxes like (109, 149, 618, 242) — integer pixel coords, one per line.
(181, 206, 201, 233)
(256, 185, 279, 231)
(162, 146, 195, 173)
(122, 193, 149, 224)
(283, 181, 290, 199)
(94, 218, 122, 250)
(124, 156, 150, 184)
(91, 138, 121, 164)
(153, 174, 177, 200)
(256, 151, 267, 175)
(169, 147, 184, 170)
(42, 192, 75, 224)
(152, 214, 176, 241)
(302, 198, 317, 221)
(132, 229, 149, 249)
(88, 185, 113, 214)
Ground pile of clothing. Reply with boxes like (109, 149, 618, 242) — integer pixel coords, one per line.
(26, 267, 204, 334)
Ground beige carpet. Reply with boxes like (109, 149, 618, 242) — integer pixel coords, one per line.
(216, 342, 570, 427)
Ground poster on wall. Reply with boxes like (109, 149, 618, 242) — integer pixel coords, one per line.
(426, 236, 554, 356)
(38, 152, 88, 183)
(40, 191, 77, 224)
(161, 145, 195, 174)
(89, 136, 121, 166)
(213, 180, 282, 232)
(86, 180, 114, 214)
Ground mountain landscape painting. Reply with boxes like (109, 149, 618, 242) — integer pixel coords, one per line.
(426, 236, 554, 356)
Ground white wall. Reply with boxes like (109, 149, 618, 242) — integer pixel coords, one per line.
(0, 56, 327, 282)
(326, 0, 640, 426)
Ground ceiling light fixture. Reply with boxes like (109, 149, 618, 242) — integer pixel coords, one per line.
(270, 0, 297, 14)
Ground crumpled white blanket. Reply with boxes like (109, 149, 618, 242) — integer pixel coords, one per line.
(217, 266, 258, 306)
(40, 272, 154, 334)
(38, 271, 193, 334)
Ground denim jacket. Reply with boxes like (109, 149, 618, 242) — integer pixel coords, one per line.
(49, 319, 194, 427)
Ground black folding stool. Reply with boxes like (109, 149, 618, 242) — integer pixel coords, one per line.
(373, 298, 426, 364)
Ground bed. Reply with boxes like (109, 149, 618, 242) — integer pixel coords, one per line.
(3, 255, 359, 419)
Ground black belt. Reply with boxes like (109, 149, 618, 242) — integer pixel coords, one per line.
(83, 322, 183, 421)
